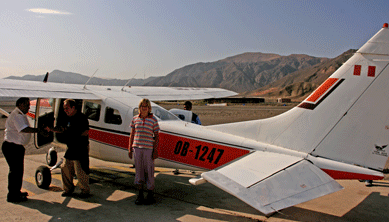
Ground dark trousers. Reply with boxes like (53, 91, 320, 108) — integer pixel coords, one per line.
(2, 141, 25, 197)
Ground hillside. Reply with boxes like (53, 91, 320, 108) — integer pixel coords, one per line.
(144, 52, 329, 93)
(242, 49, 357, 100)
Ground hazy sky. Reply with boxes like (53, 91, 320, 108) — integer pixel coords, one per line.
(1, 0, 388, 80)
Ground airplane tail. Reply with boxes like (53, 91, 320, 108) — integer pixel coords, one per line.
(208, 24, 389, 172)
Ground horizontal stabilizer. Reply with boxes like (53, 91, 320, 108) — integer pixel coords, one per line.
(202, 152, 343, 215)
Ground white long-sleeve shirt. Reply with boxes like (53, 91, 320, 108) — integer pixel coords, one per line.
(4, 107, 31, 145)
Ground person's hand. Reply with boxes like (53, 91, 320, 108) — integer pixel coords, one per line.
(152, 149, 158, 160)
(38, 128, 50, 137)
(128, 149, 133, 159)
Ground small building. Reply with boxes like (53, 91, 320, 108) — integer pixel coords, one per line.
(277, 98, 291, 103)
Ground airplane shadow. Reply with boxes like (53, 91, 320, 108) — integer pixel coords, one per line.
(16, 167, 264, 221)
(368, 181, 389, 187)
(17, 166, 389, 221)
(274, 191, 389, 222)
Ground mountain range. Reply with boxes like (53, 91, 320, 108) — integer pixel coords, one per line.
(5, 70, 157, 86)
(241, 49, 356, 99)
(145, 52, 329, 93)
(4, 50, 356, 100)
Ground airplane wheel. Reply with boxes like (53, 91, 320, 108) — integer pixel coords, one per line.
(46, 148, 57, 166)
(35, 166, 51, 189)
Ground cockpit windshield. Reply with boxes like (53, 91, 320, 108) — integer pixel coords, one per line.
(133, 106, 179, 121)
(152, 106, 179, 121)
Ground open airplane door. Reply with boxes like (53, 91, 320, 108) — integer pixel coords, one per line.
(34, 98, 55, 149)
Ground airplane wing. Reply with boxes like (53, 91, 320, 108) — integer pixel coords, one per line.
(121, 86, 238, 101)
(0, 79, 100, 100)
(0, 79, 237, 101)
(201, 151, 343, 215)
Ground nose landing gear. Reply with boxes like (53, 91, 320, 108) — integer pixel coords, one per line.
(35, 147, 63, 189)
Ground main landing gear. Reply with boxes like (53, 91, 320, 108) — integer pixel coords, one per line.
(35, 147, 63, 189)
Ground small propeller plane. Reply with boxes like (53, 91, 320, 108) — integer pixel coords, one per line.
(1, 23, 389, 215)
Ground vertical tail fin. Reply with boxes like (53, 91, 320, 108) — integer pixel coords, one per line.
(208, 24, 389, 171)
(311, 24, 389, 170)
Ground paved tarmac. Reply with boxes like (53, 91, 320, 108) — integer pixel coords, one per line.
(1, 152, 389, 222)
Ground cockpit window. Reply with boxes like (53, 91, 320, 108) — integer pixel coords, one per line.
(83, 102, 101, 121)
(152, 106, 179, 121)
(132, 106, 179, 121)
(104, 107, 122, 125)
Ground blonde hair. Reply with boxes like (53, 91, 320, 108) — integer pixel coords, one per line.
(138, 98, 152, 112)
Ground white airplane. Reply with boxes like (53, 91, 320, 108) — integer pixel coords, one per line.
(1, 23, 389, 215)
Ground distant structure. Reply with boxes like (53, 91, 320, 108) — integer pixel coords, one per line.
(205, 97, 265, 104)
(277, 98, 291, 103)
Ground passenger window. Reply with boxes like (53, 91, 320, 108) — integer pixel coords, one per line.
(83, 102, 101, 121)
(105, 107, 122, 125)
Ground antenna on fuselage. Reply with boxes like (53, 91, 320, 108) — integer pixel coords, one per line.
(43, 72, 49, 83)
(83, 69, 99, 89)
(121, 73, 137, 91)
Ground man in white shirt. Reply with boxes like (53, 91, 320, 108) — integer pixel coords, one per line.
(2, 97, 43, 202)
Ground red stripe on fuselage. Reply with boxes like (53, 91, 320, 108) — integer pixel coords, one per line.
(158, 132, 250, 170)
(321, 169, 384, 180)
(89, 128, 129, 149)
(87, 128, 382, 177)
(88, 128, 250, 170)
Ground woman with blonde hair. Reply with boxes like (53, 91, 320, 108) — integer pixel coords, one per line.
(128, 98, 160, 205)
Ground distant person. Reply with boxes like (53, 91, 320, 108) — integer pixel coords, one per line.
(129, 98, 160, 205)
(48, 99, 90, 198)
(172, 101, 201, 175)
(184, 101, 201, 125)
(2, 97, 46, 202)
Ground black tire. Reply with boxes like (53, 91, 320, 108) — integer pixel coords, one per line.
(35, 165, 51, 189)
(46, 149, 57, 167)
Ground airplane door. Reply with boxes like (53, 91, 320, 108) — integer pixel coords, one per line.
(34, 98, 55, 148)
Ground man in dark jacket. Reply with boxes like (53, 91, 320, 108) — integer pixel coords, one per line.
(49, 99, 90, 198)
(184, 101, 201, 125)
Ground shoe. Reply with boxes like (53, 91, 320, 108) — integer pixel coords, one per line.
(135, 190, 144, 205)
(144, 191, 155, 205)
(7, 195, 28, 203)
(61, 187, 75, 197)
(78, 193, 91, 198)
